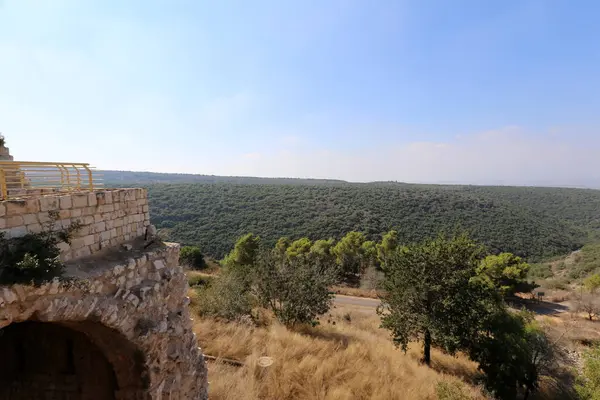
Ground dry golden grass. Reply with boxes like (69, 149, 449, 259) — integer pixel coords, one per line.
(191, 290, 484, 400)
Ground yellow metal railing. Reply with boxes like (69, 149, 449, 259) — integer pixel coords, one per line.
(0, 161, 103, 199)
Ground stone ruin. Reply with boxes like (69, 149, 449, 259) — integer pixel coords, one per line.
(0, 187, 208, 399)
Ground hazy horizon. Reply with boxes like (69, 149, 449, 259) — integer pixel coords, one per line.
(2, 1, 599, 187)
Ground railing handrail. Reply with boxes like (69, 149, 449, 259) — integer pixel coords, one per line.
(0, 161, 91, 166)
(0, 161, 102, 199)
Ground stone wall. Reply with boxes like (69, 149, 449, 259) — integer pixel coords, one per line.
(0, 188, 150, 261)
(0, 242, 208, 399)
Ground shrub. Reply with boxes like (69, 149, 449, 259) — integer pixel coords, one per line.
(543, 278, 570, 291)
(576, 345, 600, 400)
(187, 272, 214, 287)
(193, 269, 254, 321)
(436, 381, 474, 400)
(179, 245, 206, 270)
(0, 211, 79, 286)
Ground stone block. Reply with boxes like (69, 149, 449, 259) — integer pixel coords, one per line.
(25, 198, 40, 213)
(70, 238, 85, 250)
(103, 204, 115, 213)
(5, 200, 26, 216)
(113, 202, 121, 210)
(59, 195, 73, 209)
(94, 221, 106, 233)
(9, 225, 27, 238)
(105, 219, 115, 229)
(73, 245, 91, 259)
(83, 234, 96, 246)
(57, 241, 71, 253)
(0, 218, 5, 229)
(26, 223, 42, 234)
(114, 218, 124, 228)
(94, 214, 104, 223)
(100, 230, 111, 242)
(110, 228, 118, 238)
(83, 206, 96, 216)
(6, 214, 24, 228)
(124, 190, 136, 201)
(88, 192, 98, 207)
(39, 196, 59, 212)
(22, 213, 37, 225)
(58, 209, 71, 220)
(0, 204, 5, 217)
(91, 242, 101, 252)
(72, 193, 88, 208)
(71, 208, 82, 217)
(82, 215, 95, 225)
(104, 191, 113, 204)
(96, 192, 107, 205)
(59, 219, 71, 229)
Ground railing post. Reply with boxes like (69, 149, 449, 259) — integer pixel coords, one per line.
(73, 164, 81, 190)
(83, 165, 94, 191)
(0, 168, 6, 199)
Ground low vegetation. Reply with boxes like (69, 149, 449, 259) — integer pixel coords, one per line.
(192, 299, 485, 400)
(0, 211, 79, 286)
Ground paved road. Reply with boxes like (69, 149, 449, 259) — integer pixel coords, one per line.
(334, 295, 572, 317)
(334, 295, 380, 309)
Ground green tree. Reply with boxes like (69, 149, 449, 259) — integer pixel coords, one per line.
(477, 252, 531, 296)
(468, 310, 547, 400)
(377, 229, 398, 268)
(179, 246, 206, 270)
(332, 231, 366, 285)
(361, 240, 378, 270)
(254, 251, 337, 326)
(576, 344, 600, 400)
(286, 237, 312, 259)
(222, 233, 261, 269)
(378, 233, 487, 365)
(584, 273, 600, 293)
(310, 238, 336, 266)
(274, 237, 291, 260)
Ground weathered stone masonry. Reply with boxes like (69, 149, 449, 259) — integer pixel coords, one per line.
(0, 188, 150, 262)
(0, 189, 208, 399)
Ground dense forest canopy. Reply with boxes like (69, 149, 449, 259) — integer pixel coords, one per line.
(102, 171, 600, 260)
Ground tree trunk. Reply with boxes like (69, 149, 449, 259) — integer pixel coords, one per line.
(422, 329, 431, 366)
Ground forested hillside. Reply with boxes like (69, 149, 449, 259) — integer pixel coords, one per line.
(101, 170, 345, 185)
(101, 171, 600, 260)
(143, 183, 592, 260)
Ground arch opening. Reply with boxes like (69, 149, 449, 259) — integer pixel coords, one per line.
(0, 321, 149, 400)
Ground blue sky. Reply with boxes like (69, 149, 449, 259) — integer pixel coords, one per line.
(1, 0, 599, 186)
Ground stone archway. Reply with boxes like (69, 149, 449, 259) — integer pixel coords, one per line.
(0, 321, 149, 400)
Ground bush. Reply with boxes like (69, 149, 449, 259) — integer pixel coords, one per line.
(192, 269, 254, 321)
(187, 272, 214, 287)
(576, 345, 600, 400)
(469, 310, 555, 400)
(179, 246, 206, 270)
(528, 263, 554, 280)
(0, 211, 79, 286)
(436, 381, 474, 400)
(543, 278, 570, 290)
(254, 251, 338, 326)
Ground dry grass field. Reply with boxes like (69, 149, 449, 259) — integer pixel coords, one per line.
(190, 289, 485, 400)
